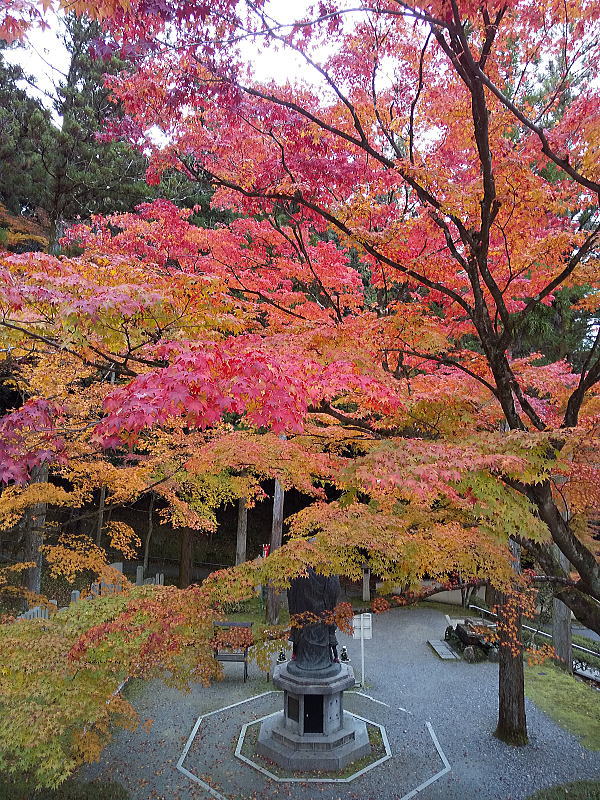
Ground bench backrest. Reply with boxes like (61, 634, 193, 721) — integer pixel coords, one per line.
(212, 621, 253, 655)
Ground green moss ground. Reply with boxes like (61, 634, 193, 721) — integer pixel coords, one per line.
(526, 780, 600, 799)
(0, 776, 128, 800)
(224, 596, 290, 628)
(525, 662, 600, 749)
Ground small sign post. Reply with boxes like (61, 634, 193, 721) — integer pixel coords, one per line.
(352, 613, 372, 687)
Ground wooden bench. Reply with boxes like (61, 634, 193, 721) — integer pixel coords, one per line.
(212, 621, 253, 682)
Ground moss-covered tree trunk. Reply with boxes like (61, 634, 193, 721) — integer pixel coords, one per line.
(552, 546, 573, 672)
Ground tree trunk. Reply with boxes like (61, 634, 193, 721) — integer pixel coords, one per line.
(552, 546, 573, 672)
(266, 480, 284, 625)
(48, 217, 66, 254)
(495, 603, 528, 745)
(530, 482, 600, 630)
(143, 492, 155, 573)
(362, 566, 371, 602)
(485, 581, 500, 608)
(235, 497, 247, 566)
(22, 464, 49, 601)
(179, 528, 193, 589)
(95, 485, 106, 546)
(495, 540, 528, 745)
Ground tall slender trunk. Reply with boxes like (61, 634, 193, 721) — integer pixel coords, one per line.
(266, 480, 284, 624)
(22, 464, 49, 601)
(362, 566, 371, 602)
(178, 528, 193, 589)
(95, 486, 106, 546)
(48, 217, 66, 254)
(235, 497, 247, 566)
(143, 492, 155, 573)
(552, 546, 573, 672)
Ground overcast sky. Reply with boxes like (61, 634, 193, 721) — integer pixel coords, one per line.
(5, 11, 69, 116)
(4, 1, 314, 121)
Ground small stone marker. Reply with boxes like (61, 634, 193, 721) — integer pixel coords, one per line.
(427, 640, 459, 660)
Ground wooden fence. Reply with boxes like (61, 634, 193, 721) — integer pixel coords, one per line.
(135, 565, 165, 586)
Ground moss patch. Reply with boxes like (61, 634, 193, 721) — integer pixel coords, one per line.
(121, 677, 145, 701)
(225, 596, 290, 628)
(525, 663, 600, 749)
(526, 780, 600, 799)
(240, 719, 386, 779)
(0, 776, 129, 800)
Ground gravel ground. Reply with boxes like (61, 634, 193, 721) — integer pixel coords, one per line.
(81, 605, 600, 800)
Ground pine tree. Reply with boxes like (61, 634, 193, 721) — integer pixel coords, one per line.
(45, 15, 151, 245)
(0, 19, 224, 246)
(0, 44, 53, 216)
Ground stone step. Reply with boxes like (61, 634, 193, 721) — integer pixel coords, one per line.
(427, 640, 459, 660)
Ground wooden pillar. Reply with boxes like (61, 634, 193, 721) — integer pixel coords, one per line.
(235, 498, 248, 566)
(266, 480, 284, 624)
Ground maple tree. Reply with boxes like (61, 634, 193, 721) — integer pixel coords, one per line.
(0, 0, 599, 776)
(66, 0, 599, 627)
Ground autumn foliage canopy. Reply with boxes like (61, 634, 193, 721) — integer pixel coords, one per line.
(0, 0, 599, 785)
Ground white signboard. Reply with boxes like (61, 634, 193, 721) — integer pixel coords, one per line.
(351, 613, 372, 687)
(352, 613, 372, 640)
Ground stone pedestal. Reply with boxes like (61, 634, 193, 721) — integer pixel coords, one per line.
(257, 662, 370, 771)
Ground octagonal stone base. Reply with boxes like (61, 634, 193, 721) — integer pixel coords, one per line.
(257, 710, 370, 771)
(256, 662, 370, 772)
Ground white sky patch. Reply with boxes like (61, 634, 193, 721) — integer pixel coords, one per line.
(4, 0, 316, 117)
(4, 11, 69, 120)
(4, 1, 435, 158)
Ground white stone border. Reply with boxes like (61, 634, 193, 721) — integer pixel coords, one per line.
(177, 691, 274, 800)
(234, 709, 392, 783)
(396, 722, 451, 800)
(350, 690, 391, 707)
(176, 690, 452, 799)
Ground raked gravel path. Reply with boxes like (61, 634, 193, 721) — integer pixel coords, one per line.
(81, 604, 600, 800)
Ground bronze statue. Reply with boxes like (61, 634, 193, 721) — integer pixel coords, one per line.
(287, 567, 340, 673)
